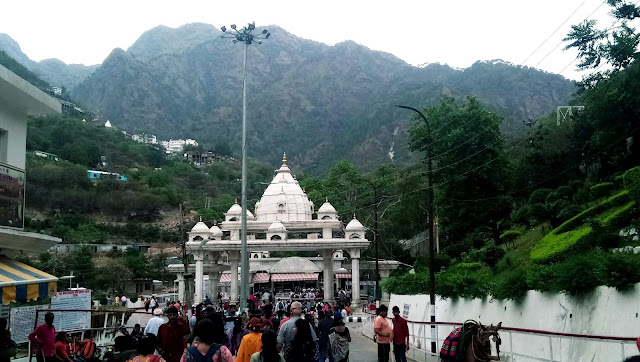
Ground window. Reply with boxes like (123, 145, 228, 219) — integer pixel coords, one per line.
(271, 235, 282, 240)
(262, 255, 267, 258)
(253, 254, 259, 258)
(349, 233, 361, 239)
(193, 236, 204, 241)
(230, 217, 238, 221)
(322, 215, 332, 220)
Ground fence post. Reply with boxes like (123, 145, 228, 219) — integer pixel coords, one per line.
(548, 336, 553, 362)
(621, 341, 625, 361)
(509, 331, 514, 361)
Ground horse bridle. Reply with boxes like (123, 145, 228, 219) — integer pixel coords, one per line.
(471, 328, 501, 361)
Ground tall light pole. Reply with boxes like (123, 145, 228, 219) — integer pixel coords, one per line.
(220, 23, 270, 309)
(396, 105, 437, 354)
(357, 178, 380, 301)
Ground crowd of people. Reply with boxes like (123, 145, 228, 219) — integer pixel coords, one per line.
(19, 297, 356, 362)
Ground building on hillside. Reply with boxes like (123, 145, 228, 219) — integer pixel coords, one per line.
(50, 86, 62, 95)
(132, 133, 157, 144)
(160, 139, 198, 153)
(0, 63, 61, 305)
(33, 150, 60, 161)
(88, 170, 128, 182)
(51, 244, 150, 254)
(58, 99, 83, 115)
(169, 153, 400, 307)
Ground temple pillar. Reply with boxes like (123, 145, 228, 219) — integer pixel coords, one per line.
(349, 249, 361, 310)
(194, 255, 204, 304)
(322, 250, 335, 304)
(209, 271, 220, 304)
(379, 269, 391, 305)
(177, 273, 185, 303)
(229, 251, 240, 305)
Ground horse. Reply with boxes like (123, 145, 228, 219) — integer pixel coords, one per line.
(440, 320, 502, 362)
(462, 322, 502, 362)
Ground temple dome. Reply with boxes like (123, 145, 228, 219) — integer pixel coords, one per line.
(270, 257, 321, 273)
(317, 200, 337, 214)
(345, 215, 366, 231)
(226, 200, 255, 219)
(255, 153, 314, 222)
(268, 221, 287, 233)
(191, 221, 210, 233)
(209, 223, 223, 237)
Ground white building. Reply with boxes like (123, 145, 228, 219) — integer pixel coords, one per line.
(131, 133, 157, 144)
(168, 153, 402, 308)
(160, 139, 198, 153)
(0, 64, 61, 305)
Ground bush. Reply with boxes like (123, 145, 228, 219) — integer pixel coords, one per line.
(381, 272, 430, 295)
(590, 182, 615, 199)
(482, 246, 506, 270)
(526, 264, 559, 293)
(553, 253, 605, 295)
(603, 252, 640, 291)
(530, 226, 592, 263)
(492, 269, 529, 300)
(500, 230, 520, 248)
(529, 188, 553, 204)
(435, 269, 490, 299)
(415, 253, 451, 272)
(601, 201, 636, 229)
(623, 166, 640, 202)
(555, 190, 629, 234)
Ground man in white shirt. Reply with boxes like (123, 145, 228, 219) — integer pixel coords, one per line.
(144, 308, 165, 336)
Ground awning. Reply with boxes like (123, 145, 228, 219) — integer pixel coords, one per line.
(335, 273, 352, 279)
(220, 273, 241, 283)
(271, 273, 319, 282)
(253, 273, 270, 283)
(0, 256, 57, 305)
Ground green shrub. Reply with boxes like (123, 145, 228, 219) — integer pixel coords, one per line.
(529, 188, 553, 204)
(452, 262, 483, 270)
(623, 166, 640, 202)
(530, 226, 592, 263)
(482, 246, 506, 270)
(553, 253, 605, 295)
(601, 201, 636, 228)
(500, 230, 520, 248)
(555, 190, 629, 234)
(381, 272, 430, 295)
(590, 182, 615, 198)
(526, 264, 558, 293)
(435, 269, 490, 299)
(492, 269, 529, 300)
(603, 252, 640, 291)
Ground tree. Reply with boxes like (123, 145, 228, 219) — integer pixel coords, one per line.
(95, 258, 133, 294)
(564, 0, 640, 74)
(407, 97, 511, 252)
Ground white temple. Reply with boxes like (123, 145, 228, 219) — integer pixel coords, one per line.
(174, 153, 381, 308)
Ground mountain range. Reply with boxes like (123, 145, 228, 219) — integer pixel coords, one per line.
(0, 23, 575, 174)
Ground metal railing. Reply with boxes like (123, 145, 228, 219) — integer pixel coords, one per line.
(361, 313, 639, 361)
(23, 309, 159, 362)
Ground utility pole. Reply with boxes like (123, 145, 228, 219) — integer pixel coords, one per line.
(396, 105, 437, 354)
(522, 118, 537, 144)
(180, 203, 191, 308)
(220, 23, 270, 310)
(359, 178, 380, 301)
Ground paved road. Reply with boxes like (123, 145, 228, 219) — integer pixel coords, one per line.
(349, 325, 379, 362)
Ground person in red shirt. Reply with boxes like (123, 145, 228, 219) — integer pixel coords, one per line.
(391, 306, 409, 362)
(28, 312, 56, 362)
(157, 306, 190, 362)
(54, 333, 73, 362)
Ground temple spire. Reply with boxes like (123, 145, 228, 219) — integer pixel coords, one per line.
(282, 152, 287, 165)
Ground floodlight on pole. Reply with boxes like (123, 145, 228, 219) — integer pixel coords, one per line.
(220, 23, 270, 310)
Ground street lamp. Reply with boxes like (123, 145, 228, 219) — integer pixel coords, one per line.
(220, 23, 270, 310)
(356, 178, 380, 301)
(396, 105, 437, 354)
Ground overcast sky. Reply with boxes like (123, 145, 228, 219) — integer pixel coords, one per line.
(1, 0, 616, 80)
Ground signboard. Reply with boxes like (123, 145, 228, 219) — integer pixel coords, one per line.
(346, 281, 376, 286)
(50, 289, 92, 331)
(0, 163, 25, 229)
(403, 303, 410, 318)
(10, 305, 50, 343)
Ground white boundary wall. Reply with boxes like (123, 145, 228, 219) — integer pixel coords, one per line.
(387, 283, 640, 361)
